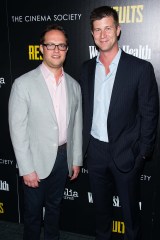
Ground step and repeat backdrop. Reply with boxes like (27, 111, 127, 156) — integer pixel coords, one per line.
(1, 0, 160, 239)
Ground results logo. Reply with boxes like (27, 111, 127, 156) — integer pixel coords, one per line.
(113, 5, 144, 23)
(0, 202, 4, 214)
(112, 220, 125, 234)
(28, 45, 42, 61)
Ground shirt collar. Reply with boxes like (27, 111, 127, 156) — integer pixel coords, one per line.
(96, 47, 122, 67)
(40, 62, 64, 84)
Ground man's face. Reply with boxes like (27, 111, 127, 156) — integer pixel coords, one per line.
(40, 29, 68, 70)
(92, 16, 121, 53)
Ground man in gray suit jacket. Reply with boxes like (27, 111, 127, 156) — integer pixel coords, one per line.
(9, 24, 82, 240)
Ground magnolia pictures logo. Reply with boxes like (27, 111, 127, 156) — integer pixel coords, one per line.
(63, 188, 79, 200)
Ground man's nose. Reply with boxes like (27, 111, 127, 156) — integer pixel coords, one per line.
(100, 29, 107, 38)
(54, 45, 59, 52)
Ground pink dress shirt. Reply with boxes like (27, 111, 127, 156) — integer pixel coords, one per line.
(40, 63, 67, 146)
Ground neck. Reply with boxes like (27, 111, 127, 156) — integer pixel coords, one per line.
(45, 63, 63, 82)
(52, 68, 63, 82)
(99, 47, 119, 66)
(99, 47, 119, 74)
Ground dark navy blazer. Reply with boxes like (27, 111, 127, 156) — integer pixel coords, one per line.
(80, 50, 159, 172)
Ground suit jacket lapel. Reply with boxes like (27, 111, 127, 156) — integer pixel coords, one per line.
(65, 73, 72, 126)
(88, 58, 97, 119)
(108, 51, 127, 116)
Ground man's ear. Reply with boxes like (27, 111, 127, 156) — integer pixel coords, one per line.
(117, 25, 121, 38)
(39, 45, 43, 55)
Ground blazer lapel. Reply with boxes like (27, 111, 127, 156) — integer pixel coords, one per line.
(88, 58, 97, 119)
(108, 51, 127, 116)
(65, 73, 72, 127)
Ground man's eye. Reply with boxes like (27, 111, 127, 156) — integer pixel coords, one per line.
(47, 44, 54, 47)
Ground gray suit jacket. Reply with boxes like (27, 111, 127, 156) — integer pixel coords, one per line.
(9, 65, 83, 179)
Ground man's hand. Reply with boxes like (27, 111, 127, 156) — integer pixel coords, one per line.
(70, 166, 80, 181)
(23, 171, 40, 188)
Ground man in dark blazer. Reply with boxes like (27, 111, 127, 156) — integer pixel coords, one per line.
(80, 6, 159, 240)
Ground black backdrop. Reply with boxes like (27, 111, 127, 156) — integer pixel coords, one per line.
(0, 0, 160, 239)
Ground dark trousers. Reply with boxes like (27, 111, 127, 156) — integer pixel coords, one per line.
(23, 146, 68, 240)
(87, 136, 144, 240)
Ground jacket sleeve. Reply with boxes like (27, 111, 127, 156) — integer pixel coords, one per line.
(138, 61, 159, 158)
(72, 83, 83, 166)
(8, 79, 35, 176)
